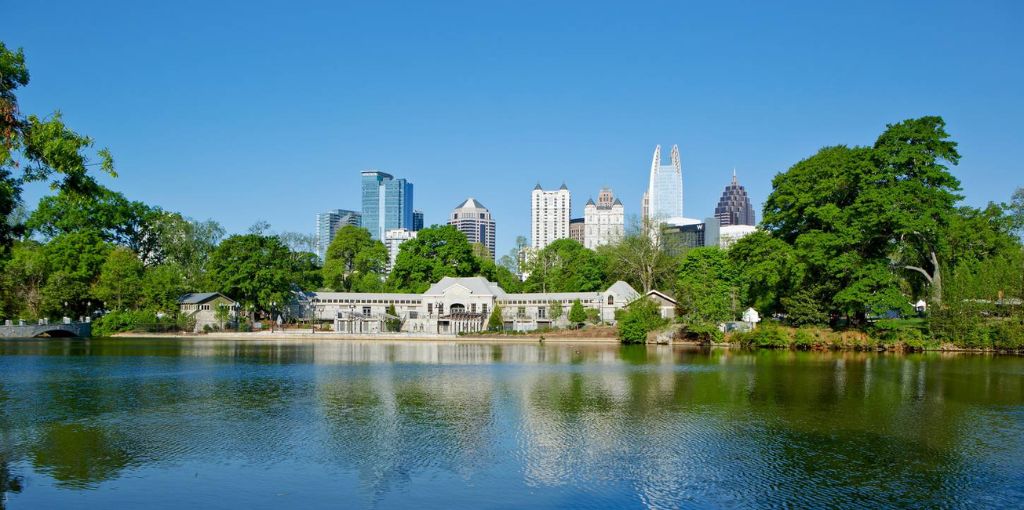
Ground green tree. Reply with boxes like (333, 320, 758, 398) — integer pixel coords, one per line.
(729, 231, 798, 315)
(0, 240, 49, 318)
(780, 288, 829, 326)
(568, 299, 587, 327)
(93, 247, 144, 311)
(139, 264, 185, 313)
(525, 239, 605, 293)
(600, 220, 678, 292)
(28, 187, 162, 263)
(477, 255, 523, 293)
(487, 304, 504, 331)
(1009, 187, 1024, 236)
(208, 234, 300, 314)
(385, 304, 402, 332)
(617, 297, 666, 344)
(675, 247, 737, 325)
(548, 300, 563, 321)
(153, 213, 224, 291)
(388, 225, 479, 292)
(322, 225, 386, 291)
(1, 42, 116, 256)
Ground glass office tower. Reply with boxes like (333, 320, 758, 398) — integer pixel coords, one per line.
(361, 170, 414, 240)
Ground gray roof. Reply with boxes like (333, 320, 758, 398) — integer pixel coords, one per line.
(455, 197, 487, 210)
(178, 292, 235, 304)
(559, 182, 569, 190)
(605, 281, 640, 301)
(424, 277, 507, 297)
(534, 183, 543, 190)
(585, 198, 595, 206)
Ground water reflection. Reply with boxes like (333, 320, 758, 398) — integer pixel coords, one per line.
(0, 338, 1021, 508)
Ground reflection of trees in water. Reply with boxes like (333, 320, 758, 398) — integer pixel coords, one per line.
(315, 370, 496, 502)
(515, 349, 1024, 507)
(29, 422, 137, 489)
(0, 460, 24, 510)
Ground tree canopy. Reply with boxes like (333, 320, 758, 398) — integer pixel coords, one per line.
(388, 225, 479, 293)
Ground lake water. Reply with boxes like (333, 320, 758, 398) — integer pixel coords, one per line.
(0, 338, 1022, 509)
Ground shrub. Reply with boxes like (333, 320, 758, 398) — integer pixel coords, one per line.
(987, 320, 1024, 350)
(735, 324, 790, 348)
(618, 298, 667, 344)
(91, 310, 160, 337)
(792, 328, 815, 349)
(684, 322, 723, 343)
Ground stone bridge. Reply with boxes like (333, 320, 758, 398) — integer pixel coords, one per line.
(0, 321, 91, 338)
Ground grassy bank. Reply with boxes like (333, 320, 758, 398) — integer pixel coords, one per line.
(728, 319, 1024, 353)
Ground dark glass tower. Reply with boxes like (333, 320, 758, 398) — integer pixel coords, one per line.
(714, 171, 756, 226)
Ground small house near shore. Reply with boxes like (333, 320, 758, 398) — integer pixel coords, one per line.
(178, 293, 238, 332)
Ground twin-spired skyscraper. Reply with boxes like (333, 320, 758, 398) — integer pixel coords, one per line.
(643, 144, 684, 223)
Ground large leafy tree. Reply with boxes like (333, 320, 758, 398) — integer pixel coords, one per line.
(153, 213, 224, 291)
(760, 116, 963, 319)
(675, 247, 737, 324)
(208, 234, 302, 313)
(93, 247, 144, 311)
(388, 225, 479, 293)
(0, 240, 49, 318)
(28, 186, 162, 263)
(728, 231, 799, 315)
(322, 225, 387, 291)
(598, 220, 678, 293)
(1, 42, 116, 257)
(524, 239, 605, 293)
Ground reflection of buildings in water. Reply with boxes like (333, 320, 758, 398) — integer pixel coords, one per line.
(311, 341, 498, 365)
(313, 364, 497, 495)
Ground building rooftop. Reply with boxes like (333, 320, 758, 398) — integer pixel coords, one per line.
(455, 197, 487, 210)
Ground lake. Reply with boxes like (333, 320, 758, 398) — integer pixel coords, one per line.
(0, 338, 1022, 509)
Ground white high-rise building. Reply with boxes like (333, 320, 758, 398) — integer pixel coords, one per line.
(531, 183, 571, 250)
(449, 197, 496, 259)
(584, 188, 624, 249)
(384, 228, 417, 273)
(645, 144, 683, 223)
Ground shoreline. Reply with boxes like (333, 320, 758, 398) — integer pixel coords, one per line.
(111, 331, 628, 344)
(103, 332, 1023, 354)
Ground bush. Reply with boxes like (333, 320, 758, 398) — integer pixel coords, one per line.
(91, 310, 160, 337)
(617, 298, 667, 344)
(735, 324, 789, 348)
(792, 328, 815, 349)
(987, 320, 1024, 350)
(683, 322, 724, 343)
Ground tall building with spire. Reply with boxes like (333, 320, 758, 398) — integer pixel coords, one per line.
(584, 187, 624, 249)
(714, 170, 756, 226)
(531, 183, 571, 250)
(449, 198, 496, 259)
(645, 144, 683, 223)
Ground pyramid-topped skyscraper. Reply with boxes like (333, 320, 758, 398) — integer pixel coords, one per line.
(714, 170, 756, 226)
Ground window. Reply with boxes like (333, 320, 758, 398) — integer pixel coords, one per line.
(428, 303, 433, 315)
(482, 304, 488, 315)
(538, 307, 546, 319)
(363, 306, 371, 315)
(439, 304, 445, 315)
(409, 311, 418, 319)
(471, 303, 477, 313)
(607, 295, 614, 305)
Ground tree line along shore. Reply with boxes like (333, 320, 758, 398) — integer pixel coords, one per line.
(1, 41, 1022, 350)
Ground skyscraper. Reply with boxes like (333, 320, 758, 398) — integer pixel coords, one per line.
(449, 197, 496, 259)
(412, 210, 424, 231)
(361, 170, 414, 240)
(584, 187, 624, 249)
(384, 228, 418, 272)
(531, 183, 571, 250)
(645, 144, 683, 223)
(569, 218, 585, 244)
(714, 170, 756, 226)
(315, 209, 361, 261)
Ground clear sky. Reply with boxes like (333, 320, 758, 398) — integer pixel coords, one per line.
(6, 0, 1023, 257)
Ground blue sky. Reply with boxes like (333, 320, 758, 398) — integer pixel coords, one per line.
(7, 0, 1023, 256)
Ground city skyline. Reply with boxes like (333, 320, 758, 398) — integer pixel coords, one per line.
(6, 1, 1021, 258)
